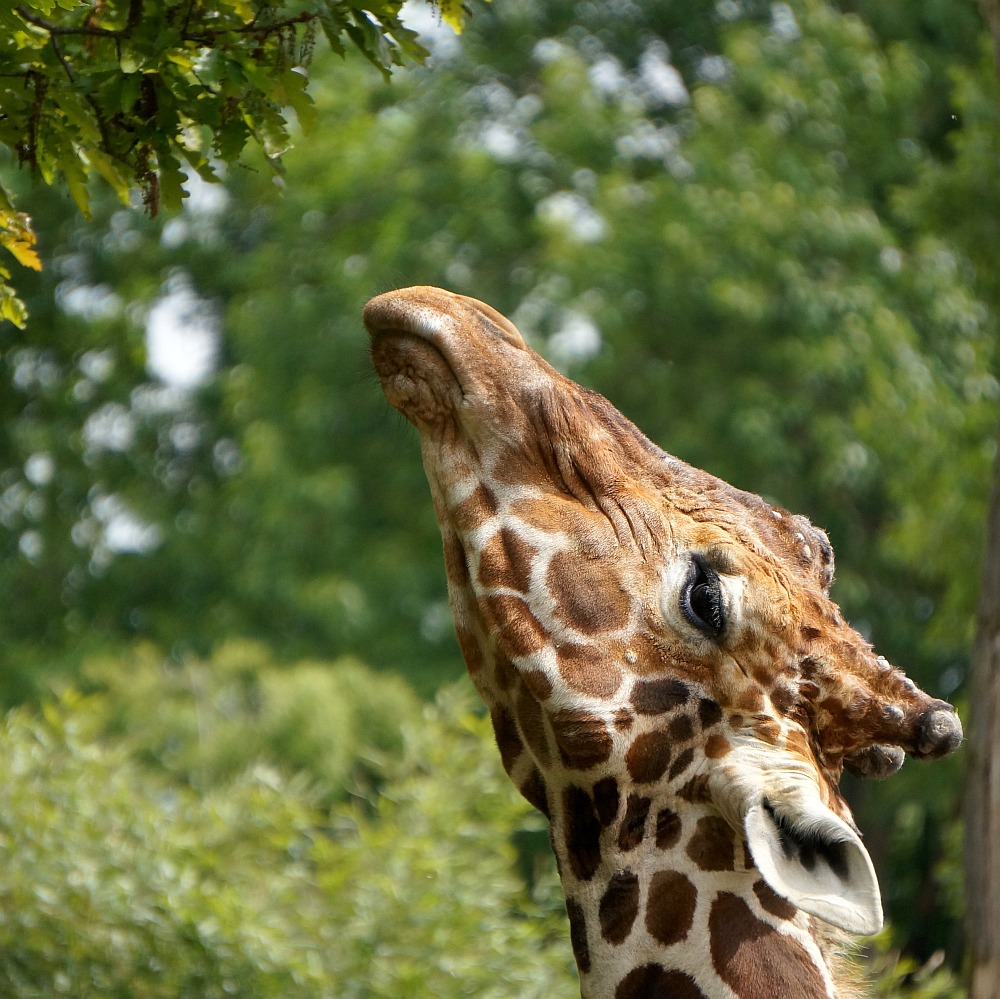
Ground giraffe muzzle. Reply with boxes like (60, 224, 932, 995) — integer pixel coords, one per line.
(913, 704, 963, 759)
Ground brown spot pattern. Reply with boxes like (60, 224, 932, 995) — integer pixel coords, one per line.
(754, 717, 782, 745)
(686, 815, 736, 871)
(710, 892, 827, 997)
(455, 624, 485, 676)
(668, 746, 695, 781)
(625, 731, 673, 784)
(734, 686, 765, 712)
(566, 896, 591, 974)
(753, 879, 798, 921)
(493, 656, 518, 691)
(451, 483, 498, 532)
(481, 594, 547, 657)
(557, 642, 624, 697)
(669, 714, 694, 742)
(631, 677, 691, 715)
(623, 633, 673, 674)
(512, 494, 606, 546)
(593, 777, 620, 826)
(613, 708, 634, 731)
(615, 966, 707, 999)
(655, 808, 682, 850)
(618, 795, 651, 851)
(442, 533, 471, 588)
(477, 524, 536, 592)
(522, 668, 553, 701)
(489, 706, 523, 775)
(519, 768, 549, 817)
(705, 732, 732, 759)
(551, 709, 614, 770)
(698, 697, 723, 728)
(771, 680, 797, 715)
(547, 549, 631, 634)
(515, 685, 551, 765)
(599, 870, 641, 944)
(563, 785, 603, 882)
(646, 870, 697, 946)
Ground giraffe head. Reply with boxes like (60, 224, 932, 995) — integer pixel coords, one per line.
(365, 286, 961, 943)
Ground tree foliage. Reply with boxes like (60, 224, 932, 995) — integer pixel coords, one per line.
(0, 0, 451, 326)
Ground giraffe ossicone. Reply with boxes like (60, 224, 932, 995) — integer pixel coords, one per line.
(365, 286, 962, 999)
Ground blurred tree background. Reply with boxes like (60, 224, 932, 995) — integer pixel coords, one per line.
(1, 0, 998, 994)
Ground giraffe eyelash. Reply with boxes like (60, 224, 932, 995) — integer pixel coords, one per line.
(681, 555, 726, 638)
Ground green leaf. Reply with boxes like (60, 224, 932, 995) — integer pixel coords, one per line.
(0, 278, 29, 328)
(319, 4, 348, 57)
(84, 149, 131, 204)
(61, 154, 92, 218)
(278, 68, 317, 133)
(215, 117, 250, 161)
(154, 145, 186, 212)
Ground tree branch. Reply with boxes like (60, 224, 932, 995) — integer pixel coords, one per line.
(15, 5, 121, 38)
(182, 11, 317, 43)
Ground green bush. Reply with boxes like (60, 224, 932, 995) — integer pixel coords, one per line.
(81, 639, 421, 802)
(0, 685, 577, 998)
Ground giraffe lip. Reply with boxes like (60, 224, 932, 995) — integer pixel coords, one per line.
(843, 744, 905, 780)
(369, 327, 465, 393)
(368, 328, 469, 421)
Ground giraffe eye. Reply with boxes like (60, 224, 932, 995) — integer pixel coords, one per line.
(682, 556, 725, 637)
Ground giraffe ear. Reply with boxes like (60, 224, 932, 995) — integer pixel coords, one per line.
(743, 798, 883, 935)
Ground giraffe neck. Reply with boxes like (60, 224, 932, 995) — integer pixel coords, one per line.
(550, 792, 841, 999)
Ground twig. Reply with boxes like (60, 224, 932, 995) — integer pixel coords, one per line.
(15, 5, 121, 37)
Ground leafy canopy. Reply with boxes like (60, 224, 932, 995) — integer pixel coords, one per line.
(0, 0, 467, 327)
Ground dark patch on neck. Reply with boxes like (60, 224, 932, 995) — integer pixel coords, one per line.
(709, 891, 828, 997)
(618, 794, 651, 851)
(565, 896, 591, 974)
(625, 730, 673, 784)
(563, 784, 603, 881)
(519, 767, 550, 817)
(614, 965, 707, 999)
(593, 776, 621, 826)
(645, 869, 697, 946)
(698, 697, 723, 728)
(686, 815, 737, 872)
(598, 869, 641, 944)
(655, 808, 682, 850)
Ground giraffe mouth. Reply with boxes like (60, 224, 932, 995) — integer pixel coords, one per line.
(368, 326, 468, 422)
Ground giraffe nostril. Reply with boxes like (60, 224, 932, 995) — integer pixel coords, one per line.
(914, 706, 963, 759)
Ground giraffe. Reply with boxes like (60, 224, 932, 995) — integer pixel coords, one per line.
(363, 285, 963, 999)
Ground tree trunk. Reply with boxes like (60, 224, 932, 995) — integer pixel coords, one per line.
(969, 7, 1000, 997)
(967, 436, 1000, 999)
(982, 0, 1000, 81)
